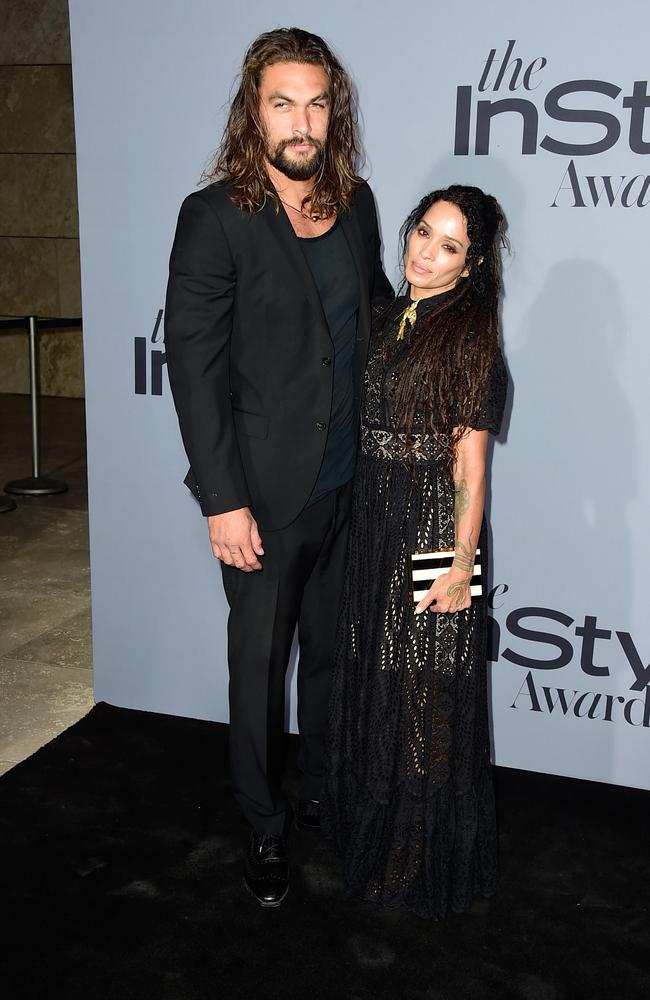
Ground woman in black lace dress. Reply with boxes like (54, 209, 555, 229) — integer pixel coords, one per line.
(322, 185, 508, 919)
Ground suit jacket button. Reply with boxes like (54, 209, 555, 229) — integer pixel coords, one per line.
(315, 421, 326, 431)
(321, 356, 331, 366)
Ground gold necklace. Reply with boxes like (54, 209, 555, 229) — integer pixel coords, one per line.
(279, 197, 321, 223)
(396, 299, 419, 341)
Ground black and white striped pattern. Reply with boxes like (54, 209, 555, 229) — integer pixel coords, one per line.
(409, 549, 482, 603)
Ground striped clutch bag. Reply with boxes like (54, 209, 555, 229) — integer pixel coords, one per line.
(409, 547, 482, 604)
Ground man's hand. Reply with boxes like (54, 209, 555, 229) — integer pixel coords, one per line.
(207, 508, 264, 572)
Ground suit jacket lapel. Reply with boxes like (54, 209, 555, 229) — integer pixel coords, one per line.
(339, 204, 371, 389)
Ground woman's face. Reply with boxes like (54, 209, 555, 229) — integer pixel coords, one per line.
(404, 200, 470, 300)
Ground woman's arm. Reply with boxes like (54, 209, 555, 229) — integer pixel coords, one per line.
(415, 428, 488, 614)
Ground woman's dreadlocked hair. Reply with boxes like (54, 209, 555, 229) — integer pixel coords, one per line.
(388, 184, 508, 474)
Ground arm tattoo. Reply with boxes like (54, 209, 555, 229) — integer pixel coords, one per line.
(452, 528, 475, 574)
(454, 478, 471, 521)
(449, 528, 474, 607)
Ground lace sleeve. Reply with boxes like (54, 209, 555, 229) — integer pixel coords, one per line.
(470, 349, 508, 434)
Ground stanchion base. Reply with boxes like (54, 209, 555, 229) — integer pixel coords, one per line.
(5, 477, 68, 497)
(0, 494, 17, 512)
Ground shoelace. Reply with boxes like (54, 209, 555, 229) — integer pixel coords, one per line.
(257, 834, 284, 861)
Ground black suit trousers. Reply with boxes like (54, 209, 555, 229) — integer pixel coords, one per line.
(220, 482, 352, 835)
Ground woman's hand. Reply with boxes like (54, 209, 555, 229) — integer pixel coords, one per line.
(415, 567, 472, 615)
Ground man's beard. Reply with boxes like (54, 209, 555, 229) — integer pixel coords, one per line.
(267, 136, 324, 181)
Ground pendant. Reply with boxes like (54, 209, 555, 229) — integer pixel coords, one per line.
(396, 300, 419, 341)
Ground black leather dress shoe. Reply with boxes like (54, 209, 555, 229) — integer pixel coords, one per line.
(243, 832, 289, 908)
(295, 798, 320, 832)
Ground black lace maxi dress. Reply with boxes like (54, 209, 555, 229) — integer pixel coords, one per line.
(321, 294, 508, 919)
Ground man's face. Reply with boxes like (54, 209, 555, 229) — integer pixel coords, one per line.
(258, 61, 330, 181)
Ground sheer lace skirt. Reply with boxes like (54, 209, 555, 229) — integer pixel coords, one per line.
(321, 440, 498, 918)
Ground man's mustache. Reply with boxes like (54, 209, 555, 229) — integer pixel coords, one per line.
(277, 137, 323, 152)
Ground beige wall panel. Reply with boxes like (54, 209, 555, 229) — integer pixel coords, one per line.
(0, 333, 29, 394)
(0, 0, 71, 65)
(0, 154, 78, 238)
(0, 66, 75, 154)
(0, 1, 83, 397)
(0, 235, 50, 392)
(0, 236, 59, 315)
(0, 239, 83, 395)
(56, 238, 81, 317)
(39, 327, 84, 397)
(0, 327, 83, 397)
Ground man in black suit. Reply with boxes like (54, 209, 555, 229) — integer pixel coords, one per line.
(165, 27, 392, 907)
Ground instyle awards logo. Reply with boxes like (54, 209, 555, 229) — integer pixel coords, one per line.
(454, 40, 650, 207)
(134, 309, 166, 395)
(488, 585, 650, 729)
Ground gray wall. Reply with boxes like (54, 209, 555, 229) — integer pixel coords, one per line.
(70, 0, 650, 789)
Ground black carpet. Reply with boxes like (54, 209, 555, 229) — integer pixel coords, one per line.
(1, 703, 648, 1000)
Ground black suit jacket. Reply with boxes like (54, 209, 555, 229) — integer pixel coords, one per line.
(164, 179, 393, 530)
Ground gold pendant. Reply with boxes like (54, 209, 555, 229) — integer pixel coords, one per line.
(396, 300, 418, 341)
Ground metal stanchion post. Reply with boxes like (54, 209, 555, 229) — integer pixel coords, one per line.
(5, 316, 68, 497)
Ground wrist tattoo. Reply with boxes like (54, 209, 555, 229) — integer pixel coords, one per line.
(453, 528, 475, 574)
(454, 478, 471, 520)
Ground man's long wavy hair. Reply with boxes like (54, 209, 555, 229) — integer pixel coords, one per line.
(385, 185, 508, 474)
(205, 27, 362, 216)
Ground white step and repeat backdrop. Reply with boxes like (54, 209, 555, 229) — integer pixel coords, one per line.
(69, 0, 650, 789)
